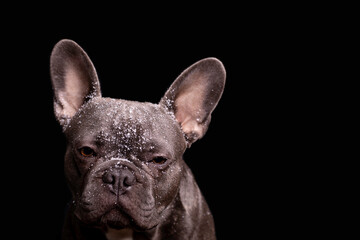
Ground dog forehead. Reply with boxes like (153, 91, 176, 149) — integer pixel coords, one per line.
(66, 98, 179, 145)
(100, 98, 169, 129)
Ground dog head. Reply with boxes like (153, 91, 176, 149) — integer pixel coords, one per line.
(50, 39, 225, 231)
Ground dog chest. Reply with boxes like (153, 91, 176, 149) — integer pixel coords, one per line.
(106, 228, 133, 240)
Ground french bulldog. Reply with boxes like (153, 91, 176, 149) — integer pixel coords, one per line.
(50, 39, 226, 240)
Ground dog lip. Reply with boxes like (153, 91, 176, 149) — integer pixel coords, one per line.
(107, 203, 157, 230)
(101, 207, 131, 228)
(107, 222, 125, 230)
(76, 198, 95, 212)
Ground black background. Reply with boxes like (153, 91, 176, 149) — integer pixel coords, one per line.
(2, 9, 324, 239)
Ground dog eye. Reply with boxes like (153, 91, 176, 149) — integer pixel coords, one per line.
(151, 156, 167, 165)
(79, 147, 96, 157)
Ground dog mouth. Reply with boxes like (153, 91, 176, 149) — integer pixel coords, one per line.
(100, 208, 131, 229)
(82, 202, 159, 231)
(74, 159, 160, 230)
(75, 188, 159, 231)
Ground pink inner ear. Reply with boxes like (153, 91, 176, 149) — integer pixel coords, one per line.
(57, 62, 91, 118)
(174, 73, 208, 139)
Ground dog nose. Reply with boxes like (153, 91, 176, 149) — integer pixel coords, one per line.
(102, 168, 136, 194)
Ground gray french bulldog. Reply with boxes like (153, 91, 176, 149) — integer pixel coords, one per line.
(50, 39, 226, 240)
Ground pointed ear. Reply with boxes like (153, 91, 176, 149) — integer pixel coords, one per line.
(160, 58, 226, 147)
(50, 39, 101, 128)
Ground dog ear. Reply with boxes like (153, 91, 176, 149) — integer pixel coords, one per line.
(160, 58, 226, 147)
(50, 39, 101, 128)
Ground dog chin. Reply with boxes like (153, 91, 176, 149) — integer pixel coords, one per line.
(101, 208, 131, 229)
(101, 208, 159, 232)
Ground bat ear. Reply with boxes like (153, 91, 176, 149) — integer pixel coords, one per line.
(50, 39, 101, 129)
(160, 58, 226, 147)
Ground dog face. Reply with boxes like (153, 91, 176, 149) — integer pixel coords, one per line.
(63, 98, 186, 230)
(50, 39, 225, 231)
